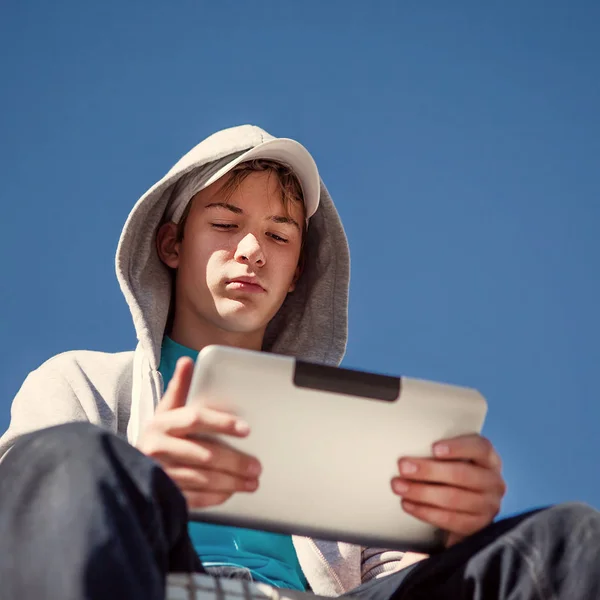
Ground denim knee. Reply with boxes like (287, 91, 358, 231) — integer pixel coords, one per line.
(543, 502, 600, 535)
(7, 422, 115, 467)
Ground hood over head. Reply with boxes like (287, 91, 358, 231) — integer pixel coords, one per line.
(115, 124, 350, 371)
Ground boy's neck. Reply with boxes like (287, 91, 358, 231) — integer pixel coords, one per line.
(169, 314, 265, 354)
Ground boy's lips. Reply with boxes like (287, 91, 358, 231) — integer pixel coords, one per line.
(226, 277, 266, 293)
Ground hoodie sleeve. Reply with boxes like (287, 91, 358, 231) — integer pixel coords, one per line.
(0, 356, 88, 459)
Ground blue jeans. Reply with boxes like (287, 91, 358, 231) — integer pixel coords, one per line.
(0, 423, 598, 600)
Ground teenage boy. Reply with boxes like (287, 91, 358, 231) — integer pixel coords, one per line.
(0, 125, 598, 600)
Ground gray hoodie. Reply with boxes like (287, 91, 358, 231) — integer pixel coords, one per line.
(0, 125, 404, 596)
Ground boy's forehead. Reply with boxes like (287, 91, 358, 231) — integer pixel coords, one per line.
(165, 158, 309, 232)
(200, 170, 301, 212)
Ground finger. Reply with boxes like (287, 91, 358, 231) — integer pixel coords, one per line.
(402, 499, 490, 538)
(153, 405, 250, 438)
(154, 438, 262, 478)
(431, 434, 502, 471)
(397, 457, 506, 495)
(156, 357, 195, 414)
(200, 439, 262, 478)
(165, 465, 259, 494)
(143, 434, 213, 465)
(148, 436, 261, 478)
(184, 490, 233, 509)
(391, 479, 499, 516)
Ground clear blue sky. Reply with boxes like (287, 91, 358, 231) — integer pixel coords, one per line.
(1, 1, 598, 518)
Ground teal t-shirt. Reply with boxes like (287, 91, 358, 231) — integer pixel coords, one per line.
(158, 336, 308, 591)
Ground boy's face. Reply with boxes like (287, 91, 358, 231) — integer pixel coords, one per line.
(160, 170, 304, 341)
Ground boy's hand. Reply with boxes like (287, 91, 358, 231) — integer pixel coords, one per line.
(137, 356, 261, 509)
(391, 434, 506, 547)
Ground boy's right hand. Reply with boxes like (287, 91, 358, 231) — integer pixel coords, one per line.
(136, 356, 261, 510)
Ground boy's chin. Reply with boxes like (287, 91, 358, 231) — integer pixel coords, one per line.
(215, 306, 271, 335)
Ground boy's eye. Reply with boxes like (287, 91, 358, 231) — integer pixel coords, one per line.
(268, 232, 289, 243)
(211, 223, 237, 230)
(211, 223, 288, 244)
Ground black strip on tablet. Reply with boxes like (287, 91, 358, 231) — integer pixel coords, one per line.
(294, 361, 401, 402)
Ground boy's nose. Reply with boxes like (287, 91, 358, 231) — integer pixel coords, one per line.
(234, 234, 265, 266)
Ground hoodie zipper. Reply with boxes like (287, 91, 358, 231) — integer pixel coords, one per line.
(307, 539, 345, 595)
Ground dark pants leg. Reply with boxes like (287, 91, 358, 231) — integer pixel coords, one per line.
(0, 422, 204, 600)
(345, 503, 600, 600)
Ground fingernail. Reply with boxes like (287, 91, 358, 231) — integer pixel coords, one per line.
(434, 444, 450, 457)
(403, 500, 416, 511)
(401, 461, 418, 475)
(235, 420, 250, 435)
(247, 461, 261, 476)
(392, 480, 409, 494)
(245, 479, 258, 491)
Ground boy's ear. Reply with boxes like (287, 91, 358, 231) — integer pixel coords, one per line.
(156, 222, 181, 269)
(288, 264, 302, 293)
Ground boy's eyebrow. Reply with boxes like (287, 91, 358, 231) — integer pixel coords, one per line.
(205, 202, 243, 214)
(205, 202, 301, 231)
(271, 215, 301, 231)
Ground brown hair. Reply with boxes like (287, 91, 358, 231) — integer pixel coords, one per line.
(176, 158, 308, 272)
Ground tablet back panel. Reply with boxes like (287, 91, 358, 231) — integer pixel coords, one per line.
(187, 346, 487, 552)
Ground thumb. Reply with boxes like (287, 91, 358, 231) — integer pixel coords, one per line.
(156, 356, 195, 414)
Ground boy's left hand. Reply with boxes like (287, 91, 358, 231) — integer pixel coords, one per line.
(391, 434, 506, 547)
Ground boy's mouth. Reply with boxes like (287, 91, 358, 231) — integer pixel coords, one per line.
(226, 277, 266, 293)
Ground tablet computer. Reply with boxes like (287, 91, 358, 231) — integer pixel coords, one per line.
(186, 345, 487, 552)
